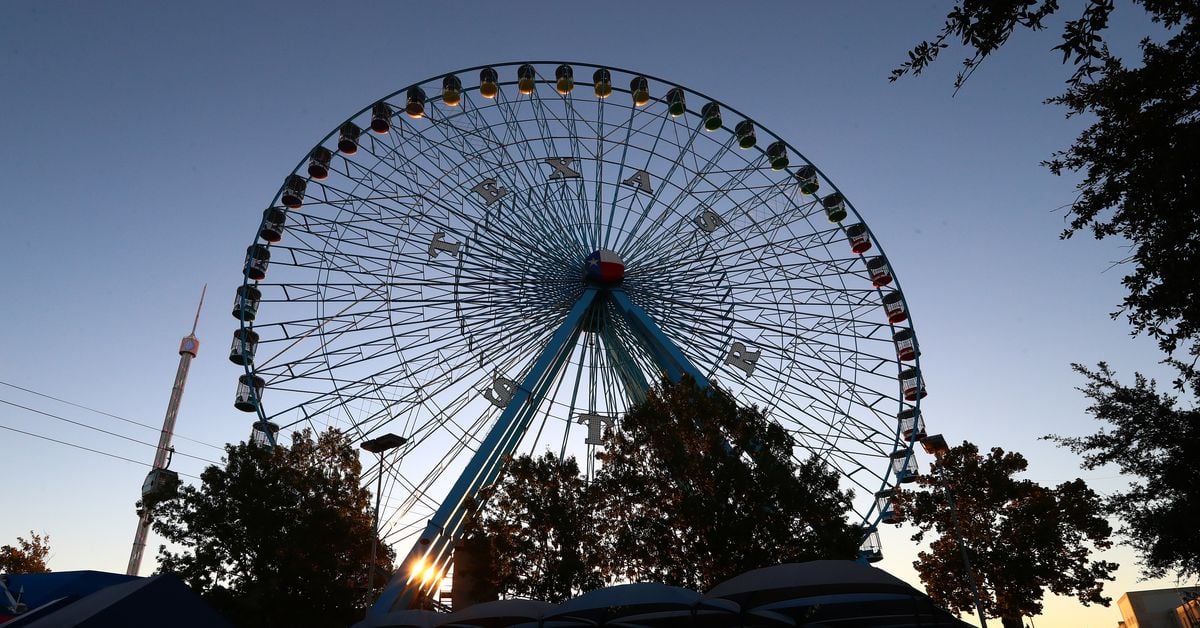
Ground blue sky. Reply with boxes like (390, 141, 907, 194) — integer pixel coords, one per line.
(0, 2, 1190, 625)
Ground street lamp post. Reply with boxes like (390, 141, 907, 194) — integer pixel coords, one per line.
(361, 433, 408, 599)
(922, 433, 988, 628)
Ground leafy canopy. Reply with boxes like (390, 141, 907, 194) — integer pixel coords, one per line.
(152, 427, 393, 628)
(1049, 364, 1200, 579)
(465, 453, 603, 603)
(0, 532, 51, 574)
(594, 377, 860, 591)
(902, 442, 1116, 628)
(464, 378, 860, 599)
(895, 0, 1200, 582)
(895, 1, 1200, 373)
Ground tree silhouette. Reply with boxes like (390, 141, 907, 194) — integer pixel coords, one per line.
(895, 1, 1200, 372)
(0, 532, 51, 574)
(903, 441, 1116, 628)
(463, 453, 603, 602)
(594, 378, 860, 591)
(152, 428, 393, 627)
(1049, 363, 1200, 579)
(896, 1, 1200, 583)
(463, 378, 860, 597)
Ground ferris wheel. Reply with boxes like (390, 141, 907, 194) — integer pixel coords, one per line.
(228, 61, 929, 615)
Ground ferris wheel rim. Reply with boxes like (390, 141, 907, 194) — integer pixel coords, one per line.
(232, 60, 929, 544)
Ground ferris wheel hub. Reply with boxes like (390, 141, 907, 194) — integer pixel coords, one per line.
(583, 248, 625, 285)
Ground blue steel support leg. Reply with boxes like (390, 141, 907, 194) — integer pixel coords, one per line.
(368, 287, 599, 618)
(609, 288, 710, 389)
(598, 322, 650, 405)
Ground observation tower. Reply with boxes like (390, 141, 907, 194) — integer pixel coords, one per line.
(125, 287, 205, 576)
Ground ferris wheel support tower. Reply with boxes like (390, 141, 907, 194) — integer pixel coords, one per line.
(125, 286, 205, 576)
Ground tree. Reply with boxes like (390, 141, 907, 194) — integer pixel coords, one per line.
(464, 453, 603, 602)
(893, 1, 1200, 372)
(1048, 363, 1200, 579)
(895, 0, 1200, 583)
(594, 378, 860, 591)
(464, 378, 861, 597)
(152, 428, 393, 628)
(0, 532, 51, 574)
(902, 441, 1116, 628)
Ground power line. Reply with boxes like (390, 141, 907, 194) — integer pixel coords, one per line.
(0, 422, 200, 481)
(0, 398, 222, 466)
(0, 379, 225, 451)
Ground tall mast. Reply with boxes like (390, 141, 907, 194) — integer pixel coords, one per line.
(126, 286, 205, 576)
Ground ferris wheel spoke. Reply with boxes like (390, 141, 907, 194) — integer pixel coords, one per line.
(749, 350, 895, 434)
(607, 110, 698, 248)
(600, 104, 644, 249)
(259, 316, 506, 409)
(466, 205, 587, 275)
(632, 161, 815, 259)
(598, 312, 656, 401)
(689, 165, 795, 233)
(307, 168, 442, 233)
(264, 243, 409, 283)
(642, 301, 900, 424)
(276, 211, 408, 265)
(459, 92, 560, 209)
(618, 130, 747, 264)
(632, 223, 835, 288)
(250, 293, 392, 375)
(590, 95, 610, 251)
(494, 92, 548, 168)
(451, 100, 549, 207)
(545, 83, 609, 246)
(633, 161, 764, 260)
(253, 317, 446, 381)
(774, 375, 895, 443)
(721, 232, 861, 277)
(364, 125, 495, 221)
(538, 72, 606, 150)
(527, 340, 586, 458)
(626, 208, 822, 283)
(327, 153, 512, 256)
(333, 131, 584, 266)
(386, 377, 492, 448)
(626, 169, 802, 274)
(266, 376, 407, 433)
(383, 416, 489, 527)
(427, 105, 594, 256)
(286, 207, 411, 252)
(523, 82, 596, 238)
(379, 456, 447, 515)
(650, 293, 896, 369)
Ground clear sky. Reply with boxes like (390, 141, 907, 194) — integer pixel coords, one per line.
(0, 2, 1191, 626)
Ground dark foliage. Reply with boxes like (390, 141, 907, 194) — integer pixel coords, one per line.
(1049, 364, 1200, 579)
(890, 0, 1069, 90)
(463, 378, 860, 597)
(896, 0, 1200, 584)
(1045, 22, 1200, 371)
(151, 428, 393, 628)
(594, 378, 860, 591)
(0, 532, 51, 574)
(895, 1, 1200, 372)
(463, 453, 603, 602)
(903, 442, 1116, 628)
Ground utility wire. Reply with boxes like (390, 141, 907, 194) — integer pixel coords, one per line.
(0, 398, 222, 466)
(0, 422, 200, 481)
(0, 379, 225, 451)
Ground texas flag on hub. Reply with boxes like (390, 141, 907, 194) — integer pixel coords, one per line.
(584, 248, 625, 284)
